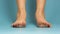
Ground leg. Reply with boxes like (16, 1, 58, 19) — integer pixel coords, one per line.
(36, 0, 51, 27)
(12, 0, 26, 28)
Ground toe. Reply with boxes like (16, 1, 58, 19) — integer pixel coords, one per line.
(12, 24, 18, 28)
(37, 22, 50, 28)
(12, 22, 26, 28)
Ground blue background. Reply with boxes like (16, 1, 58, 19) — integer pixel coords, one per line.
(0, 0, 60, 34)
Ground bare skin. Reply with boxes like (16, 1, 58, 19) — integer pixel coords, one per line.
(12, 0, 26, 27)
(36, 0, 50, 27)
(12, 0, 51, 28)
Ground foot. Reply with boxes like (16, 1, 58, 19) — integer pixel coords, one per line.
(12, 10, 26, 28)
(35, 11, 51, 28)
(12, 19, 26, 28)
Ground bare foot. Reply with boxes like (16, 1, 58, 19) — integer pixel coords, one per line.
(12, 10, 26, 28)
(35, 11, 51, 28)
(12, 19, 26, 28)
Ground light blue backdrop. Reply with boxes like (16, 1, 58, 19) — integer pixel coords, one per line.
(0, 0, 60, 34)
